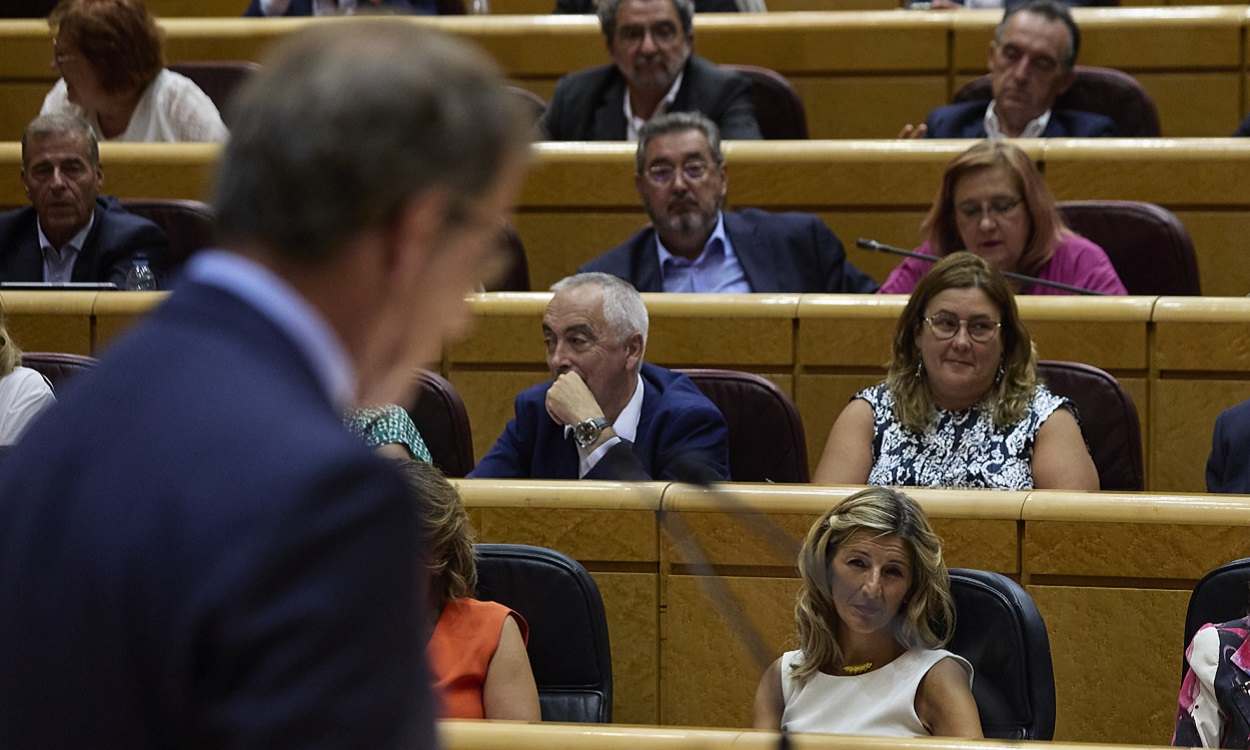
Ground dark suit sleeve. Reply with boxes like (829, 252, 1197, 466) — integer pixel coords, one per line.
(717, 73, 762, 140)
(468, 394, 532, 478)
(586, 400, 729, 481)
(1236, 113, 1250, 137)
(205, 461, 431, 749)
(1207, 410, 1231, 493)
(810, 218, 878, 293)
(539, 77, 569, 140)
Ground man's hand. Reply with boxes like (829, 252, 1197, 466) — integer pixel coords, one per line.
(546, 371, 606, 427)
(898, 123, 928, 139)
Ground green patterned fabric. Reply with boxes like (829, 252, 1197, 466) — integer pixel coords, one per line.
(345, 404, 432, 463)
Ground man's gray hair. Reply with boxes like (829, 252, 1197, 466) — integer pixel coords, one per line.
(551, 272, 649, 347)
(598, 0, 694, 42)
(213, 23, 529, 265)
(21, 114, 98, 168)
(635, 111, 723, 175)
(997, 0, 1080, 70)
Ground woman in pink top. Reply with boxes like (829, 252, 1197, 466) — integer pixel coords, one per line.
(879, 141, 1126, 297)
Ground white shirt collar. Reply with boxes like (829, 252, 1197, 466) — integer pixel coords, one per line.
(624, 72, 684, 142)
(655, 211, 730, 269)
(984, 99, 1052, 139)
(612, 371, 645, 443)
(36, 210, 94, 257)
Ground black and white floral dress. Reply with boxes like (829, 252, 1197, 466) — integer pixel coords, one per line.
(856, 382, 1071, 490)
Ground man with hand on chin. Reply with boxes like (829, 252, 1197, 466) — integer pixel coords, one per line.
(471, 272, 729, 480)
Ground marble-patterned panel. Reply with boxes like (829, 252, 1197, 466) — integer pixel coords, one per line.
(1024, 520, 1250, 579)
(476, 507, 657, 563)
(594, 572, 659, 725)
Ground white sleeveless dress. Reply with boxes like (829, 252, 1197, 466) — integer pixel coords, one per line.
(779, 648, 973, 736)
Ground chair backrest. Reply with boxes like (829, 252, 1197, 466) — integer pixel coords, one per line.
(677, 368, 808, 482)
(722, 64, 809, 139)
(168, 61, 261, 128)
(474, 543, 613, 723)
(1037, 360, 1143, 491)
(120, 199, 217, 281)
(20, 352, 98, 392)
(1058, 200, 1200, 296)
(486, 225, 531, 292)
(507, 85, 548, 126)
(952, 66, 1160, 137)
(1182, 557, 1250, 677)
(407, 370, 475, 477)
(948, 568, 1056, 740)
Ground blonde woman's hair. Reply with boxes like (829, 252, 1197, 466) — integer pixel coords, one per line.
(886, 251, 1039, 433)
(789, 487, 955, 684)
(398, 460, 477, 604)
(0, 313, 22, 377)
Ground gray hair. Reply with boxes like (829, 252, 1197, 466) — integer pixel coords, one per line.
(997, 0, 1080, 70)
(598, 0, 694, 42)
(550, 272, 649, 348)
(213, 23, 530, 265)
(21, 114, 99, 169)
(635, 111, 723, 175)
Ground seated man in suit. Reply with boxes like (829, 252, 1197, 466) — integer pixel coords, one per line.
(471, 272, 729, 480)
(901, 0, 1116, 139)
(0, 114, 167, 287)
(580, 112, 878, 293)
(540, 0, 761, 141)
(1206, 398, 1250, 493)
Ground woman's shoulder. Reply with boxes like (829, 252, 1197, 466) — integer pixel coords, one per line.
(909, 648, 973, 684)
(854, 381, 892, 407)
(1, 366, 54, 396)
(145, 69, 229, 143)
(1028, 382, 1071, 422)
(443, 598, 530, 641)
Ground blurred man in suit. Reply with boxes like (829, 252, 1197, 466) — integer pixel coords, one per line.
(901, 0, 1116, 139)
(582, 112, 877, 293)
(0, 23, 529, 749)
(0, 114, 167, 286)
(471, 272, 729, 480)
(540, 0, 761, 141)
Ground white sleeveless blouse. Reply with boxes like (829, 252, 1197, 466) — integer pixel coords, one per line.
(779, 648, 973, 736)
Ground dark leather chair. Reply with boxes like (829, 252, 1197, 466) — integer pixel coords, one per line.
(1058, 200, 1200, 296)
(475, 543, 612, 723)
(722, 64, 809, 140)
(1037, 360, 1143, 491)
(953, 66, 1160, 137)
(486, 225, 531, 292)
(408, 370, 475, 477)
(677, 368, 808, 482)
(948, 568, 1055, 740)
(21, 352, 97, 392)
(120, 199, 216, 281)
(1181, 557, 1250, 677)
(507, 86, 548, 126)
(169, 61, 261, 128)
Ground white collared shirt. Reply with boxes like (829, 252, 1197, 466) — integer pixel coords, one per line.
(36, 212, 94, 283)
(565, 372, 644, 477)
(654, 212, 751, 293)
(984, 99, 1052, 139)
(624, 73, 684, 142)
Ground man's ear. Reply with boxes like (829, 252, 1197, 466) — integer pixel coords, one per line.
(624, 331, 645, 369)
(1056, 67, 1076, 97)
(386, 188, 451, 281)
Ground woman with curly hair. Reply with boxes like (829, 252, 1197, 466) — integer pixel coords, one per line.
(753, 487, 981, 737)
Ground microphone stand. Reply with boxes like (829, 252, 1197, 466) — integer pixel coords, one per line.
(856, 238, 1107, 296)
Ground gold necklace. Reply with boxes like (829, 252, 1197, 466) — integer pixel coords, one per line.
(841, 661, 873, 675)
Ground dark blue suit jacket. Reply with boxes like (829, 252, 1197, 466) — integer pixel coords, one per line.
(0, 197, 168, 286)
(243, 0, 435, 14)
(540, 55, 761, 141)
(1207, 399, 1250, 493)
(470, 362, 730, 480)
(579, 208, 879, 293)
(923, 100, 1117, 138)
(0, 278, 432, 748)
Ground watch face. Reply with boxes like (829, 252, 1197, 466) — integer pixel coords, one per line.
(575, 418, 607, 448)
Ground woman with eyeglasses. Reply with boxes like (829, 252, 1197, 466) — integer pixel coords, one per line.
(879, 140, 1125, 296)
(813, 252, 1098, 490)
(40, 0, 227, 143)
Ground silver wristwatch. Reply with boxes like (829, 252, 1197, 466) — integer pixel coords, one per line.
(573, 416, 611, 449)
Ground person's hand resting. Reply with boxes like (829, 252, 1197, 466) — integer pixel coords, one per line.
(899, 123, 929, 138)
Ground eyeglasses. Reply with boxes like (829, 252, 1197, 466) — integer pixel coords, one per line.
(956, 196, 1023, 222)
(923, 314, 1002, 343)
(643, 160, 712, 187)
(616, 22, 680, 46)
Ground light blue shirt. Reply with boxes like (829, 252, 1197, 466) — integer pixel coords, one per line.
(655, 212, 750, 293)
(185, 250, 356, 412)
(36, 212, 94, 283)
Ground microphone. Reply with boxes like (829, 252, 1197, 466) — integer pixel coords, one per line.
(662, 453, 801, 750)
(856, 238, 1107, 296)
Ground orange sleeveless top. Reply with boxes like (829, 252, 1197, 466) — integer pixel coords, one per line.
(427, 598, 530, 719)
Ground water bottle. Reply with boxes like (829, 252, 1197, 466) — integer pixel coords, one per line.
(469, 0, 490, 14)
(124, 254, 157, 291)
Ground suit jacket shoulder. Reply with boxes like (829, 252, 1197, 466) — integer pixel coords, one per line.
(675, 56, 761, 140)
(1207, 398, 1250, 493)
(1046, 108, 1117, 137)
(923, 101, 989, 139)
